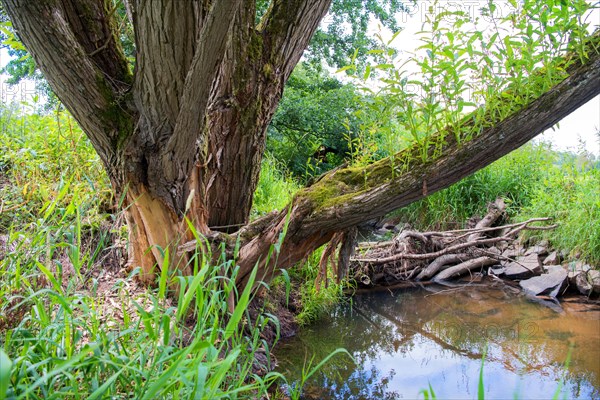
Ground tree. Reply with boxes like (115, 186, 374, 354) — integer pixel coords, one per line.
(3, 0, 599, 291)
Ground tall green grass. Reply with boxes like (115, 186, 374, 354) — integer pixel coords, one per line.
(393, 142, 600, 264)
(394, 143, 556, 230)
(0, 105, 110, 232)
(1, 195, 287, 399)
(251, 154, 300, 219)
(517, 163, 600, 264)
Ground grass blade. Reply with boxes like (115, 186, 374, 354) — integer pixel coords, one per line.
(0, 349, 12, 400)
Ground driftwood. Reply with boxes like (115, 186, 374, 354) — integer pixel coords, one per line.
(349, 199, 557, 286)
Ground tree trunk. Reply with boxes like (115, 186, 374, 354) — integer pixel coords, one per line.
(3, 0, 332, 282)
(4, 0, 600, 294)
(202, 0, 333, 231)
(233, 40, 600, 286)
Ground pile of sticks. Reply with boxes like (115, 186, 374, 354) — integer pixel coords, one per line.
(349, 199, 556, 286)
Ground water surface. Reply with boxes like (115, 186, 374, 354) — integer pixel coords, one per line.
(274, 284, 600, 399)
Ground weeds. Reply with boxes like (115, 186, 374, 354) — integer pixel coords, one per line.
(1, 197, 282, 398)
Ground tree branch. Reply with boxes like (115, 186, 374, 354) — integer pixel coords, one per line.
(260, 0, 332, 81)
(237, 34, 600, 282)
(2, 0, 134, 178)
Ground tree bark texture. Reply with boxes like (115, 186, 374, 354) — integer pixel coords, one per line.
(3, 0, 600, 290)
(3, 0, 333, 281)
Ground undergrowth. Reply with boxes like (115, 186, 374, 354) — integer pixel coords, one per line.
(393, 142, 600, 265)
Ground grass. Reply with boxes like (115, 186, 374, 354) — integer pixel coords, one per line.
(393, 142, 600, 265)
(1, 192, 285, 398)
(0, 105, 336, 399)
(517, 164, 600, 264)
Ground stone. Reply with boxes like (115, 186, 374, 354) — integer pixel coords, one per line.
(502, 246, 525, 260)
(519, 267, 568, 298)
(543, 251, 560, 266)
(567, 262, 591, 284)
(525, 244, 548, 257)
(488, 266, 506, 276)
(545, 265, 566, 275)
(573, 269, 600, 296)
(504, 254, 543, 280)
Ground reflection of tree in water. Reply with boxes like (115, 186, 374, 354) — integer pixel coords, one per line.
(275, 287, 600, 399)
(301, 364, 399, 400)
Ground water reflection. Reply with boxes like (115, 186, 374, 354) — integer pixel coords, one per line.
(274, 284, 600, 399)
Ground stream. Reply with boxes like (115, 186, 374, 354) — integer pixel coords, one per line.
(274, 283, 600, 399)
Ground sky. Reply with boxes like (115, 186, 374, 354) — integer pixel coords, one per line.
(1, 1, 598, 156)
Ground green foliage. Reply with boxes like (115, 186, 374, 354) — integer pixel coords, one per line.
(341, 0, 594, 165)
(0, 105, 111, 232)
(290, 248, 346, 326)
(517, 159, 600, 264)
(0, 105, 348, 398)
(267, 63, 361, 179)
(251, 155, 300, 218)
(306, 0, 407, 69)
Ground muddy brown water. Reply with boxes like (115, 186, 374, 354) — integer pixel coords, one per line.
(274, 284, 600, 399)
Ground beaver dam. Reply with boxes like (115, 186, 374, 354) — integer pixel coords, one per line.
(275, 198, 600, 399)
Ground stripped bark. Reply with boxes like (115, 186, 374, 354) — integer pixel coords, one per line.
(349, 200, 557, 286)
(433, 257, 498, 281)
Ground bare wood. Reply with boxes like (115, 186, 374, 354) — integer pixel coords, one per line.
(423, 217, 552, 236)
(415, 253, 471, 281)
(355, 236, 508, 264)
(433, 257, 498, 281)
(467, 198, 505, 242)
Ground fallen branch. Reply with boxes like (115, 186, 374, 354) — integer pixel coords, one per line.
(416, 253, 471, 281)
(433, 256, 498, 281)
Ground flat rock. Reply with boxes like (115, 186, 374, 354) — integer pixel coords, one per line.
(525, 244, 548, 257)
(488, 266, 506, 276)
(543, 251, 560, 266)
(545, 265, 566, 274)
(502, 246, 525, 260)
(519, 268, 568, 298)
(504, 254, 543, 280)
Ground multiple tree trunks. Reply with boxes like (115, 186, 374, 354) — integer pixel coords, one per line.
(3, 0, 600, 293)
(349, 199, 557, 286)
